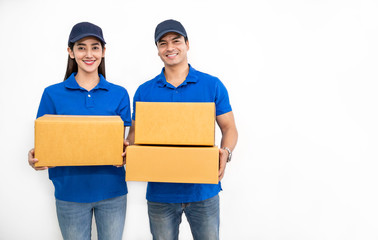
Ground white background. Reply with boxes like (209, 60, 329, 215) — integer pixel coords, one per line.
(1, 0, 378, 239)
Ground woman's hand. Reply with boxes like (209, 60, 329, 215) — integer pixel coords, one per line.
(28, 148, 48, 171)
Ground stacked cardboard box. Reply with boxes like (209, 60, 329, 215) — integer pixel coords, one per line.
(126, 102, 219, 184)
(34, 115, 124, 167)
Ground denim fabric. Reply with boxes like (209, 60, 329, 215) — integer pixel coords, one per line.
(148, 195, 219, 240)
(56, 195, 127, 240)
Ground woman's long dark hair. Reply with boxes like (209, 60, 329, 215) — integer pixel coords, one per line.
(63, 42, 106, 81)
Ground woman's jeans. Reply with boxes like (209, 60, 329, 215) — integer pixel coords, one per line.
(148, 194, 219, 240)
(56, 194, 127, 240)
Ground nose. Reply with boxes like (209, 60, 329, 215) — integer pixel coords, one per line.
(85, 49, 94, 58)
(166, 42, 175, 51)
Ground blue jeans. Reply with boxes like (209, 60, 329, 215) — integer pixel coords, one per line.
(148, 194, 219, 240)
(56, 195, 127, 240)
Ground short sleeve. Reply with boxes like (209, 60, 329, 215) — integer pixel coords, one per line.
(36, 88, 56, 118)
(117, 89, 132, 126)
(215, 80, 232, 116)
(131, 87, 142, 121)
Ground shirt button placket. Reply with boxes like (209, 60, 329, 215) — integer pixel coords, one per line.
(86, 92, 94, 108)
(172, 88, 180, 101)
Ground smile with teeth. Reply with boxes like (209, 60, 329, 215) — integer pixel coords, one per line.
(166, 53, 178, 58)
(83, 60, 95, 65)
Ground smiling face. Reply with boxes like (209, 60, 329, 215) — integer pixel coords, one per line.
(68, 37, 105, 75)
(157, 33, 189, 68)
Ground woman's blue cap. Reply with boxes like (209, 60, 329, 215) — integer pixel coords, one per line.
(68, 22, 106, 45)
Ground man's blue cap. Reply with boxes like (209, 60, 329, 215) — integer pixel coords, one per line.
(154, 19, 187, 44)
(68, 22, 106, 45)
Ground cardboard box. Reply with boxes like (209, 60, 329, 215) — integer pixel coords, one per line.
(134, 102, 215, 146)
(35, 115, 124, 167)
(125, 145, 219, 184)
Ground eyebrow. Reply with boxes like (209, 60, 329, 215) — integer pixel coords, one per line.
(76, 42, 100, 46)
(158, 35, 183, 43)
(172, 36, 182, 40)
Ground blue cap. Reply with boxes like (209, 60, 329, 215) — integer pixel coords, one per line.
(154, 19, 187, 44)
(68, 22, 106, 45)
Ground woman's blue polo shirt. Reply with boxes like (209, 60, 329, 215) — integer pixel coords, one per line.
(132, 65, 232, 203)
(37, 73, 131, 203)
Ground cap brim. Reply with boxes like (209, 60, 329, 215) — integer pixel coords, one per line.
(69, 33, 106, 44)
(155, 30, 187, 43)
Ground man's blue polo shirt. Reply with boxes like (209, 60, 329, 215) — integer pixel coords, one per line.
(37, 73, 131, 203)
(132, 65, 232, 203)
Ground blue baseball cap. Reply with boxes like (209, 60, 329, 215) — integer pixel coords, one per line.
(68, 22, 106, 45)
(154, 19, 187, 44)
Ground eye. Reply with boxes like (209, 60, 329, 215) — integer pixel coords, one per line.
(93, 46, 100, 50)
(77, 47, 85, 50)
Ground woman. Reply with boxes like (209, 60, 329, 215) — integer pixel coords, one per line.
(28, 22, 130, 240)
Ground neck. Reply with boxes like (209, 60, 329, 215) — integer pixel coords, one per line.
(75, 71, 100, 91)
(164, 62, 189, 88)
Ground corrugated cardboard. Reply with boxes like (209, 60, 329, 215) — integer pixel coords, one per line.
(134, 102, 215, 146)
(35, 115, 124, 167)
(125, 145, 219, 184)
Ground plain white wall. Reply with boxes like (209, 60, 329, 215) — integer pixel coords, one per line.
(1, 0, 378, 239)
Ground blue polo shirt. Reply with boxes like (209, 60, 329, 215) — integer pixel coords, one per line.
(37, 73, 131, 203)
(132, 65, 232, 203)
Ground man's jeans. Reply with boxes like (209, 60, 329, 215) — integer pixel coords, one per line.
(148, 194, 219, 240)
(56, 195, 127, 240)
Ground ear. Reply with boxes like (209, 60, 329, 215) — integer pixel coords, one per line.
(67, 47, 75, 59)
(186, 40, 190, 51)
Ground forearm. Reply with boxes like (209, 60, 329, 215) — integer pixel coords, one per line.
(126, 120, 135, 145)
(216, 112, 238, 180)
(217, 111, 238, 151)
(220, 126, 238, 151)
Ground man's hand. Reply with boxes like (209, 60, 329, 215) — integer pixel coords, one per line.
(216, 111, 238, 181)
(116, 139, 130, 167)
(218, 148, 229, 181)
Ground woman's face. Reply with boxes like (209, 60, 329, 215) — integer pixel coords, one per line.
(68, 37, 105, 75)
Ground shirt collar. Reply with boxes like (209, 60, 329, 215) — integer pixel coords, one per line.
(64, 73, 110, 91)
(156, 64, 199, 88)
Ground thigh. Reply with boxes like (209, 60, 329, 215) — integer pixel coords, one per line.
(147, 201, 183, 240)
(94, 195, 127, 240)
(56, 199, 93, 240)
(184, 194, 220, 240)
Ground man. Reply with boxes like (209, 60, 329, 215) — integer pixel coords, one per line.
(126, 19, 238, 240)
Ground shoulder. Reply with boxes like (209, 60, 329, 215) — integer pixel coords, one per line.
(43, 81, 65, 94)
(191, 67, 229, 96)
(191, 68, 227, 93)
(106, 81, 129, 94)
(96, 74, 129, 96)
(192, 67, 222, 84)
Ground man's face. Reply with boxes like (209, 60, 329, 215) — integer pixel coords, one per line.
(157, 33, 189, 67)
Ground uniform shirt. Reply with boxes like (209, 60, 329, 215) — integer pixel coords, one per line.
(37, 73, 131, 203)
(132, 65, 232, 203)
